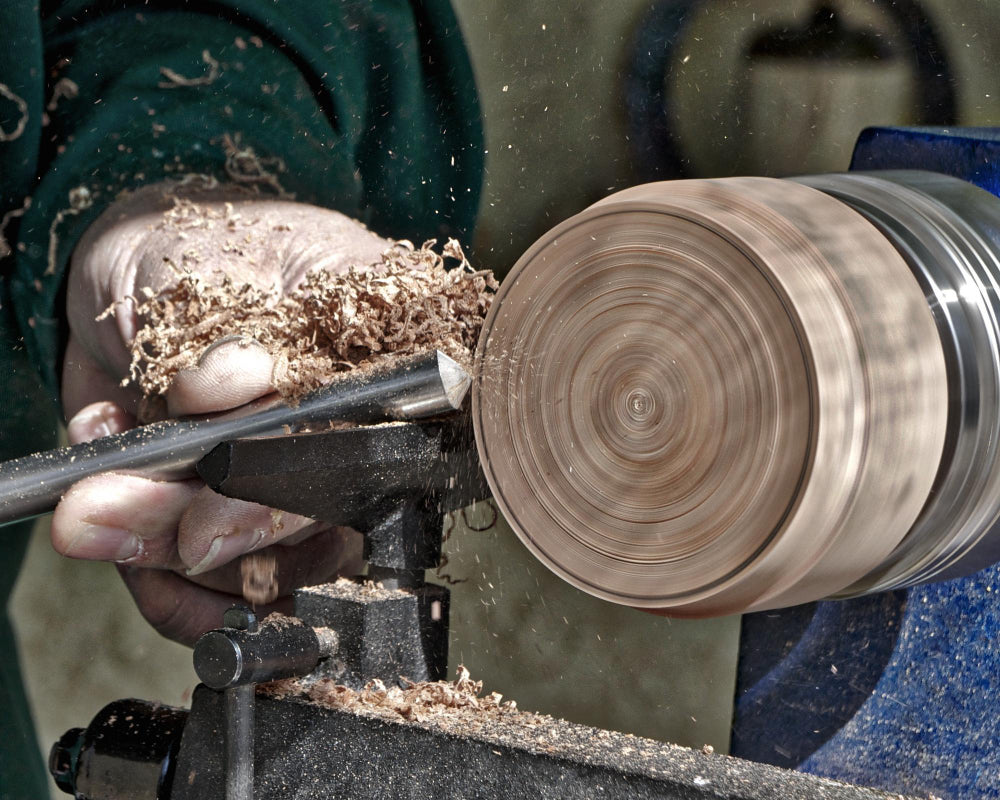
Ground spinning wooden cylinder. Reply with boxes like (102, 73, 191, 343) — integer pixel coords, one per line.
(474, 172, 1000, 616)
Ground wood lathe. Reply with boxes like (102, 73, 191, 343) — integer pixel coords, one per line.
(16, 126, 1000, 799)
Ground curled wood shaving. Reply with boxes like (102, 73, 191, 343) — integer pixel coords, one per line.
(114, 239, 497, 400)
(158, 49, 221, 89)
(0, 83, 28, 142)
(46, 77, 80, 111)
(221, 133, 291, 197)
(0, 196, 31, 260)
(45, 186, 95, 275)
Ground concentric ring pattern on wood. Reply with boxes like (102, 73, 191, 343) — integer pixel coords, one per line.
(473, 178, 948, 616)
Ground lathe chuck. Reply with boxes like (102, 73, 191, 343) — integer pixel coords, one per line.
(473, 173, 1000, 616)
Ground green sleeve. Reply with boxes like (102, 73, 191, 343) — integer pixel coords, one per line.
(0, 289, 57, 799)
(9, 0, 484, 400)
(0, 6, 61, 794)
(0, 2, 482, 793)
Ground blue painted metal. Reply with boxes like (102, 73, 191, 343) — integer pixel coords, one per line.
(802, 572, 1000, 798)
(852, 127, 1000, 198)
(732, 126, 1000, 800)
(732, 593, 906, 770)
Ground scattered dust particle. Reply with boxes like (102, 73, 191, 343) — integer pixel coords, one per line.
(158, 50, 220, 89)
(0, 83, 28, 142)
(241, 551, 278, 605)
(114, 234, 497, 401)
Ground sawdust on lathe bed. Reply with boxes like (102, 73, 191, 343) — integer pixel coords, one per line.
(264, 665, 519, 726)
(116, 237, 497, 402)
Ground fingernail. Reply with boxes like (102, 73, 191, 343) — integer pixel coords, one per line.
(199, 335, 264, 364)
(63, 523, 140, 562)
(186, 529, 263, 576)
(67, 402, 123, 444)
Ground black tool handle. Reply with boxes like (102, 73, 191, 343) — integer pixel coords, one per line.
(0, 350, 470, 526)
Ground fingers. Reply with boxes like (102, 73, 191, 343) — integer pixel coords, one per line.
(51, 467, 361, 593)
(66, 401, 135, 445)
(166, 336, 275, 417)
(276, 205, 390, 286)
(62, 335, 139, 421)
(179, 489, 316, 575)
(51, 473, 200, 568)
(118, 565, 293, 647)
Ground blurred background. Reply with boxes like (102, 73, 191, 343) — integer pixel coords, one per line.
(12, 0, 1000, 795)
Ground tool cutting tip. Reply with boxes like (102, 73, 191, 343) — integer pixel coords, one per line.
(436, 351, 473, 410)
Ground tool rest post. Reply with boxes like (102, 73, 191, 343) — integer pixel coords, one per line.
(293, 492, 451, 689)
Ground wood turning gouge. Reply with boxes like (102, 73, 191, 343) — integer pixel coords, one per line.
(0, 349, 471, 527)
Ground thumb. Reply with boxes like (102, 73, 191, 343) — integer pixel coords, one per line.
(166, 336, 275, 417)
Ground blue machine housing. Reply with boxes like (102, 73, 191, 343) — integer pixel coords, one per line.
(731, 127, 1000, 800)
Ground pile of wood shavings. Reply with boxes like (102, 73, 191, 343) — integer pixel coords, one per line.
(265, 665, 517, 725)
(305, 576, 408, 601)
(117, 238, 497, 400)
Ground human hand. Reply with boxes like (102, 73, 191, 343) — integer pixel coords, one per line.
(51, 183, 387, 644)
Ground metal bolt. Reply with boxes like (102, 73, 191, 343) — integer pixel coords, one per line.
(223, 605, 259, 633)
(48, 727, 84, 796)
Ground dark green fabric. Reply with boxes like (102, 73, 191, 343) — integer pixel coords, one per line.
(0, 267, 60, 800)
(1, 1, 482, 794)
(0, 324, 55, 800)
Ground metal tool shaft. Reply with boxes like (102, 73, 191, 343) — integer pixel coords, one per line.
(225, 685, 254, 800)
(0, 350, 470, 526)
(220, 607, 259, 800)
